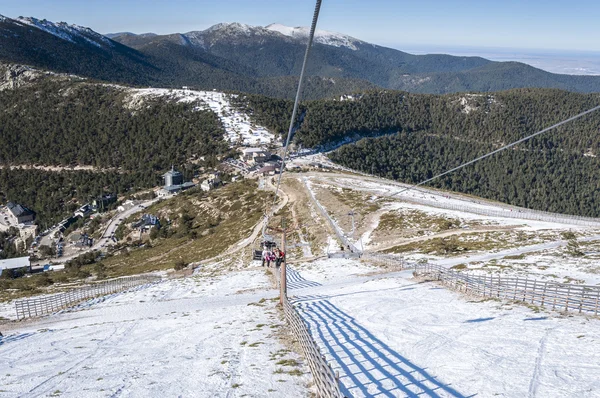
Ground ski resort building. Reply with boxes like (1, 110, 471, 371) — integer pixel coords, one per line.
(7, 202, 36, 224)
(239, 147, 271, 165)
(158, 167, 195, 197)
(0, 256, 31, 277)
(257, 164, 281, 176)
(200, 172, 222, 192)
(162, 167, 184, 187)
(92, 194, 117, 211)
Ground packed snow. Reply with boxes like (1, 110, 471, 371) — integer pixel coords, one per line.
(125, 88, 278, 146)
(302, 174, 580, 256)
(0, 268, 310, 397)
(307, 174, 600, 229)
(453, 235, 600, 286)
(298, 173, 600, 285)
(289, 259, 600, 397)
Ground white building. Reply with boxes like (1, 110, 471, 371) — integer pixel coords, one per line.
(0, 256, 31, 277)
(74, 204, 92, 218)
(117, 200, 136, 212)
(239, 147, 271, 165)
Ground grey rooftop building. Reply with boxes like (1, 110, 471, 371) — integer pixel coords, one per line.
(7, 202, 36, 224)
(162, 167, 184, 187)
(158, 167, 195, 197)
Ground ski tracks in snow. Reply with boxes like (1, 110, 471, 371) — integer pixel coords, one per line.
(22, 320, 138, 398)
(528, 328, 552, 398)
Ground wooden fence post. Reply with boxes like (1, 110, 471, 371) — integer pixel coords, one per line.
(541, 282, 547, 307)
(483, 274, 487, 297)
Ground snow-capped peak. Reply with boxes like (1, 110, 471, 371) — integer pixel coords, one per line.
(15, 16, 113, 48)
(265, 23, 362, 51)
(204, 22, 257, 36)
(196, 22, 363, 51)
(0, 14, 9, 22)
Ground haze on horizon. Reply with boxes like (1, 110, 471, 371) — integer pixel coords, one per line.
(2, 0, 599, 75)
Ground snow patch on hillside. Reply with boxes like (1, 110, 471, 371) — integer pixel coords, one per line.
(205, 22, 255, 36)
(183, 31, 206, 47)
(454, 93, 498, 114)
(320, 175, 596, 229)
(266, 23, 361, 50)
(584, 148, 597, 157)
(125, 88, 278, 146)
(15, 17, 113, 48)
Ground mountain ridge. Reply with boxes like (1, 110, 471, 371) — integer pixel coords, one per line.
(2, 15, 600, 98)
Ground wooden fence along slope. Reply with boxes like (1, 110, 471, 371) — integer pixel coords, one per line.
(273, 268, 342, 397)
(283, 298, 343, 397)
(14, 275, 161, 320)
(414, 263, 600, 315)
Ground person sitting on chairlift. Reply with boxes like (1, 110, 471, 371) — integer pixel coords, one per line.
(261, 246, 268, 267)
(264, 250, 274, 267)
(276, 248, 285, 268)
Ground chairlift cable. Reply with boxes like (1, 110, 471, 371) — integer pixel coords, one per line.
(263, 0, 322, 237)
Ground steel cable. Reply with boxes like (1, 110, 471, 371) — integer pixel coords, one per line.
(263, 0, 322, 237)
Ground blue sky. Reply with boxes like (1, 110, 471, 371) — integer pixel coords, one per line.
(1, 0, 599, 52)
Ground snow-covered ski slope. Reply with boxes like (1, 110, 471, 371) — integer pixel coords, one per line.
(306, 173, 600, 285)
(289, 259, 600, 398)
(0, 269, 309, 397)
(301, 172, 600, 285)
(314, 174, 600, 227)
(126, 88, 278, 147)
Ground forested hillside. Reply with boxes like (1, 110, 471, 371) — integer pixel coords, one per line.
(0, 79, 227, 170)
(238, 89, 600, 150)
(3, 69, 600, 221)
(237, 89, 600, 216)
(329, 133, 600, 217)
(0, 169, 153, 228)
(0, 76, 229, 226)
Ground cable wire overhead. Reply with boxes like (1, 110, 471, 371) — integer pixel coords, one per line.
(263, 0, 322, 237)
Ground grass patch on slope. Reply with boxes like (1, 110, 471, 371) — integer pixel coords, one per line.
(99, 180, 270, 275)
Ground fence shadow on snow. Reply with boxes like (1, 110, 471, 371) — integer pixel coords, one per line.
(296, 298, 470, 398)
(286, 267, 322, 290)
